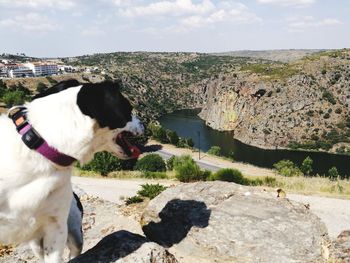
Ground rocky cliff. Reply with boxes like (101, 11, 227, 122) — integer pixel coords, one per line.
(199, 50, 350, 151)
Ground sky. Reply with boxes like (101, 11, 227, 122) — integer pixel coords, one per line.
(0, 0, 349, 57)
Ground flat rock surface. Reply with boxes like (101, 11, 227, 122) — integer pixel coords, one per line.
(141, 182, 330, 263)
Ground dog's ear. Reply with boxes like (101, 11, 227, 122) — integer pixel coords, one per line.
(77, 81, 132, 129)
(32, 79, 81, 100)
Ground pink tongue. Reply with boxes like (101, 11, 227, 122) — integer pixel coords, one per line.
(119, 133, 141, 159)
(129, 145, 141, 159)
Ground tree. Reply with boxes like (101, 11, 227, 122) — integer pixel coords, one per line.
(300, 156, 313, 176)
(328, 167, 339, 181)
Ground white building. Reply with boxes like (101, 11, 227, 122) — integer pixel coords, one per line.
(24, 62, 58, 76)
(0, 63, 8, 78)
(8, 64, 34, 78)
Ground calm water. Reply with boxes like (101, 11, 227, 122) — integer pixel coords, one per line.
(159, 109, 350, 177)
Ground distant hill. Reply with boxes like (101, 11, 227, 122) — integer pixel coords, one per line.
(212, 49, 325, 62)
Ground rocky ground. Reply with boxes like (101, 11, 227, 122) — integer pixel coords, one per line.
(2, 181, 350, 262)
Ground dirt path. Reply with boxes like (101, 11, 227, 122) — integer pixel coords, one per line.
(72, 176, 350, 239)
(147, 140, 276, 177)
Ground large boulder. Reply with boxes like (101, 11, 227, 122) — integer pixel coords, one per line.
(141, 182, 330, 263)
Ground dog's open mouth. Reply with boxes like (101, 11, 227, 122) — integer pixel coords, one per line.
(115, 131, 141, 159)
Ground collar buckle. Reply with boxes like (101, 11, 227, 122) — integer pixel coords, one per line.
(22, 127, 45, 150)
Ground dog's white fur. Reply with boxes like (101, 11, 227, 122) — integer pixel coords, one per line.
(0, 85, 143, 262)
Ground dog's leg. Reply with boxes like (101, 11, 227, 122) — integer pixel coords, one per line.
(29, 238, 44, 262)
(43, 220, 67, 263)
(67, 234, 83, 260)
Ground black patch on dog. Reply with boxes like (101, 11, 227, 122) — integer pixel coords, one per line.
(73, 192, 83, 217)
(77, 81, 132, 129)
(32, 79, 81, 100)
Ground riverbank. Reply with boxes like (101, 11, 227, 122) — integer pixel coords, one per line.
(159, 109, 350, 176)
(147, 139, 275, 177)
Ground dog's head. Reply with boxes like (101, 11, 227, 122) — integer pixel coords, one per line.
(77, 81, 144, 160)
(33, 80, 144, 161)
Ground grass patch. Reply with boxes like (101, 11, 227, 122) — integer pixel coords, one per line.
(125, 196, 144, 205)
(245, 174, 350, 198)
(137, 183, 167, 199)
(141, 171, 168, 179)
(240, 63, 299, 79)
(126, 183, 167, 205)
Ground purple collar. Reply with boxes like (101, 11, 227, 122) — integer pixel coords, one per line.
(8, 106, 76, 167)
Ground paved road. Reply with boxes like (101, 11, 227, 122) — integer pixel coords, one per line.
(157, 150, 221, 172)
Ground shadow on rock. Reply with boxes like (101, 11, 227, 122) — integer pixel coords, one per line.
(68, 230, 147, 263)
(142, 199, 211, 247)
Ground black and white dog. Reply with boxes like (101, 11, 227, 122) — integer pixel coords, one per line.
(0, 80, 143, 262)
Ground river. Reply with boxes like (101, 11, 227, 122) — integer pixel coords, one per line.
(158, 109, 350, 177)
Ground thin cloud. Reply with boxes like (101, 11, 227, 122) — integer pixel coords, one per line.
(287, 16, 342, 32)
(119, 0, 215, 17)
(0, 13, 60, 32)
(0, 0, 76, 9)
(181, 3, 261, 28)
(116, 1, 261, 33)
(257, 0, 315, 8)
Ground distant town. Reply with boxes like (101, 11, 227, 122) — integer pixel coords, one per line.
(0, 55, 104, 79)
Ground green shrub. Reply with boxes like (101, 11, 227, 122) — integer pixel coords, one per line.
(166, 130, 179, 145)
(207, 146, 221, 156)
(273, 160, 302, 177)
(148, 122, 168, 143)
(137, 183, 167, 199)
(79, 151, 133, 176)
(134, 154, 166, 172)
(176, 137, 194, 148)
(36, 82, 48, 93)
(2, 90, 27, 107)
(328, 166, 339, 181)
(173, 155, 202, 182)
(166, 155, 176, 170)
(211, 168, 247, 184)
(300, 156, 313, 176)
(186, 138, 194, 148)
(125, 196, 144, 205)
